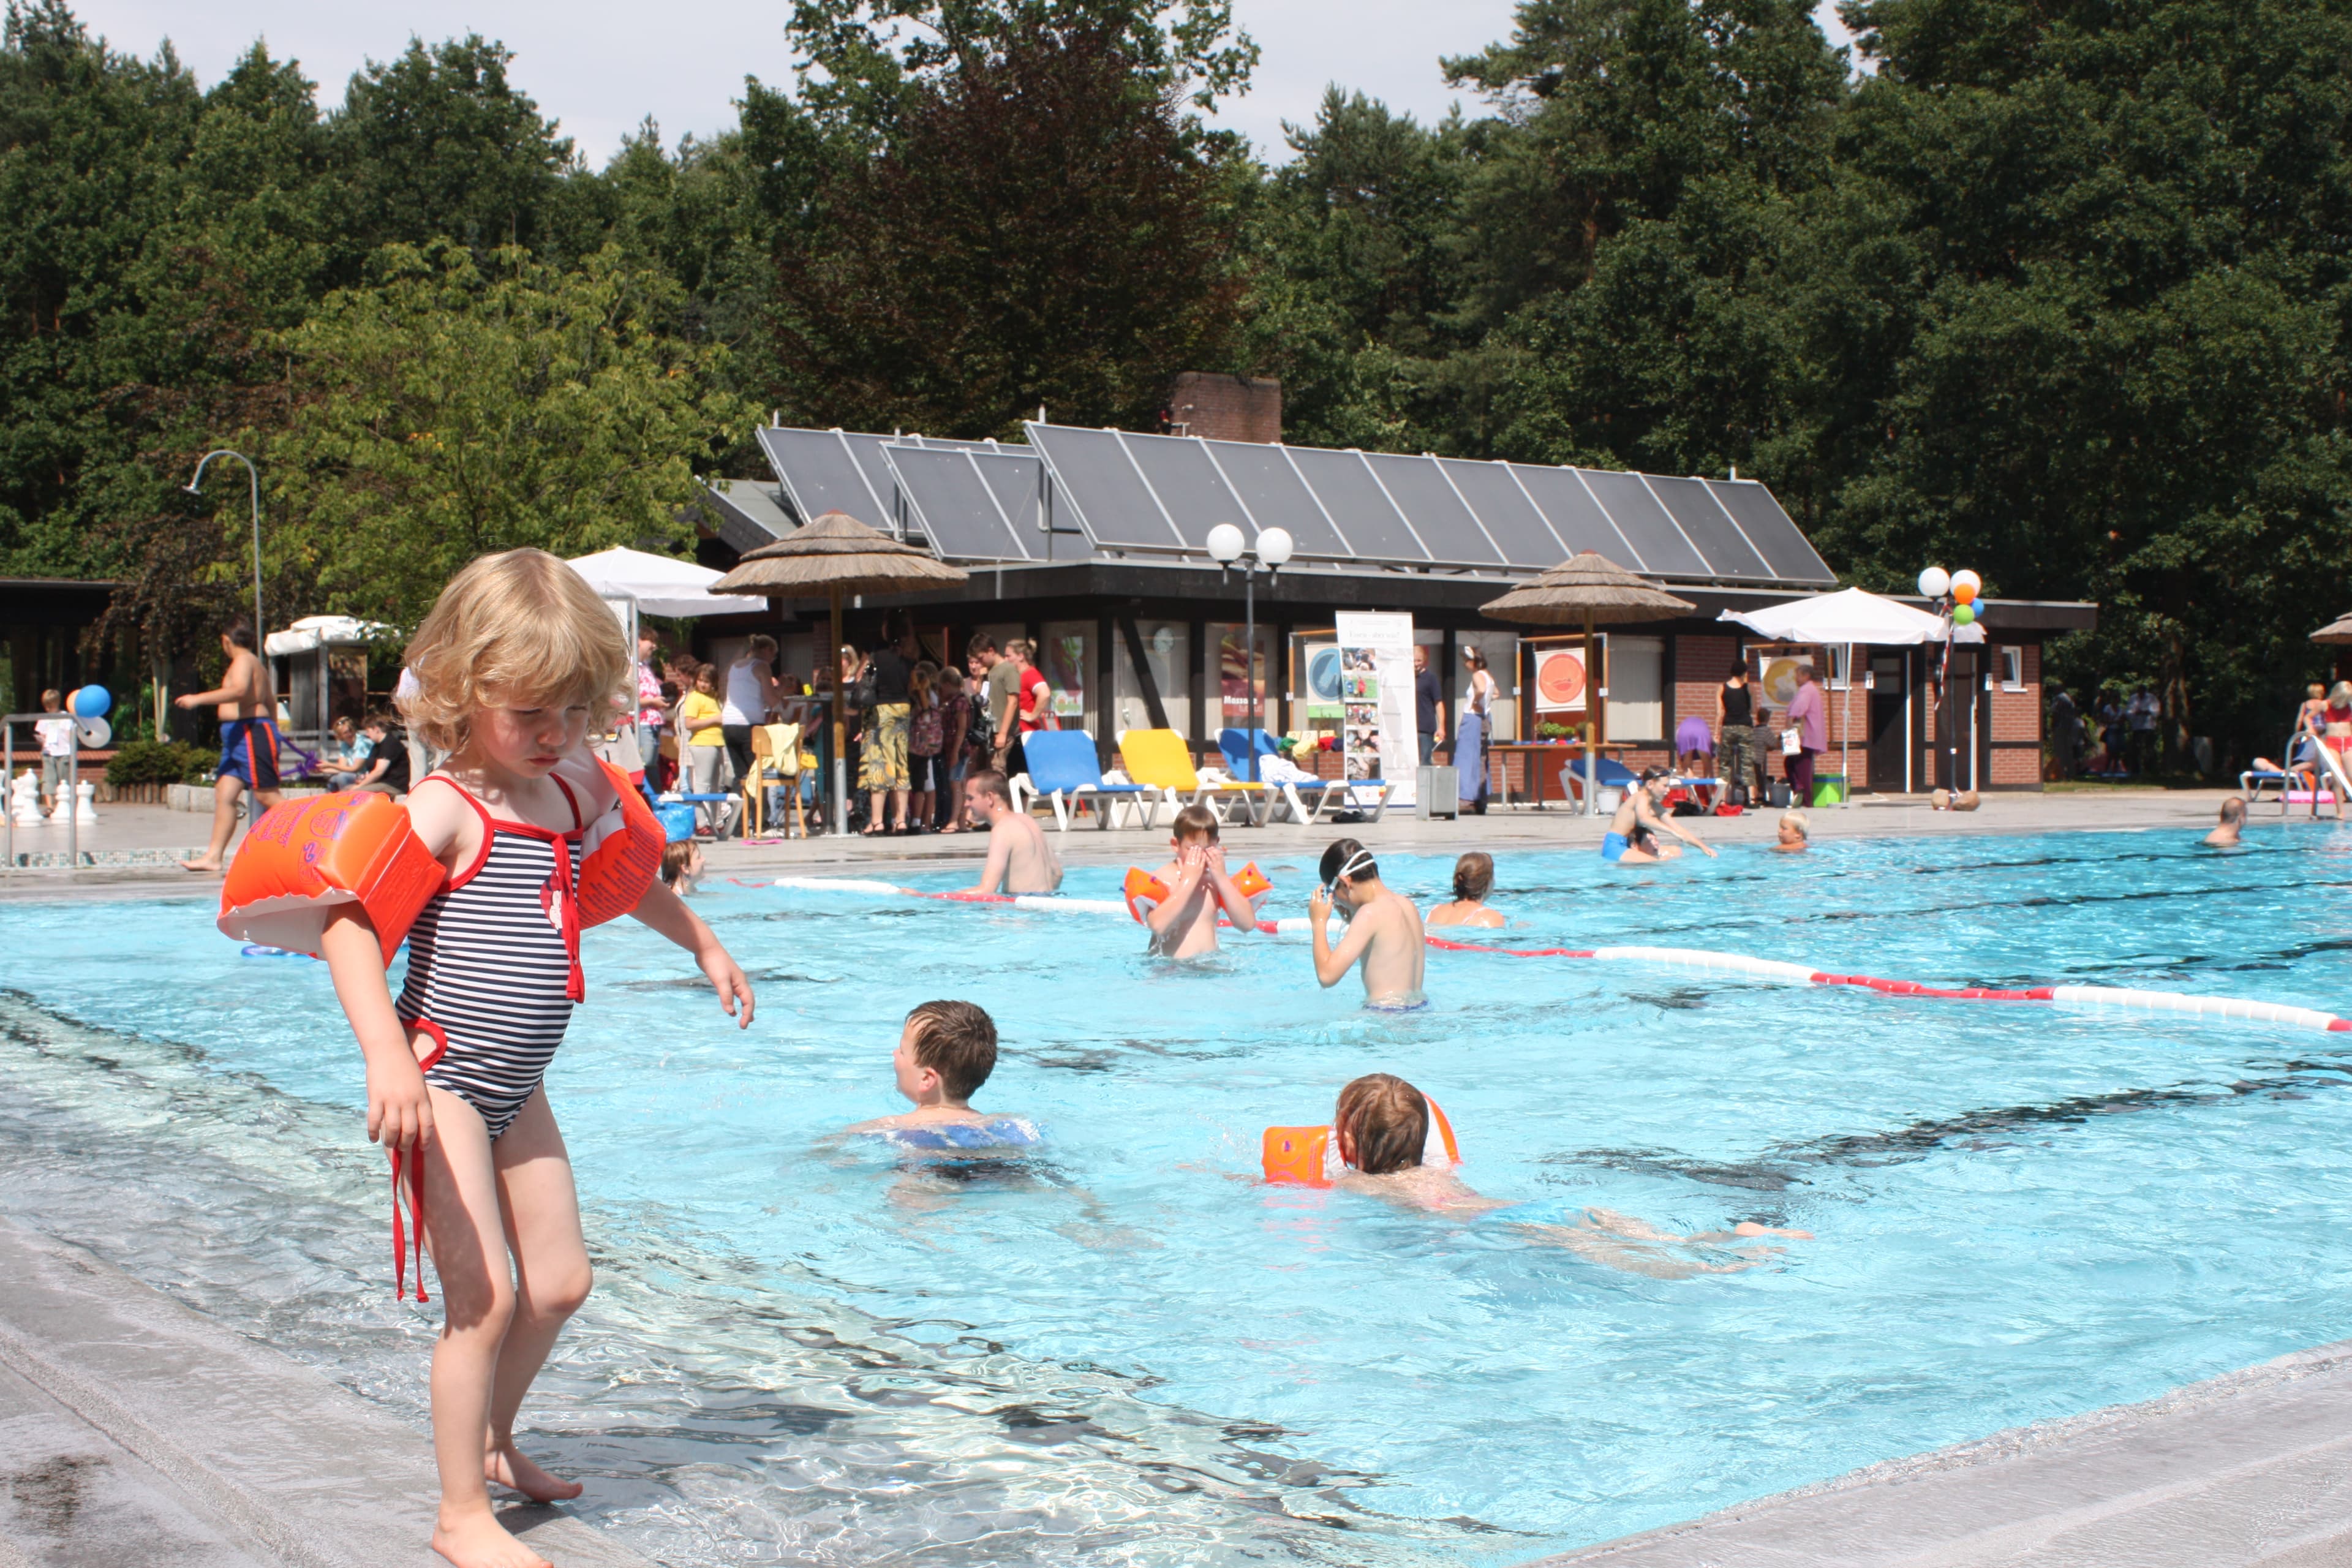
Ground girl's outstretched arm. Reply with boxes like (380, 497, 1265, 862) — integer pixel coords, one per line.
(631, 878, 755, 1026)
(321, 908, 434, 1153)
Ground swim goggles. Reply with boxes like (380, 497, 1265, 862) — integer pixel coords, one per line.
(1322, 848, 1376, 896)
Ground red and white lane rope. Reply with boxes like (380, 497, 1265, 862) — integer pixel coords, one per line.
(741, 879, 2352, 1033)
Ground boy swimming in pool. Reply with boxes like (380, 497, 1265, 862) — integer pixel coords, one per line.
(1770, 810, 1809, 853)
(1329, 1074, 1810, 1273)
(846, 1000, 1034, 1145)
(1604, 768, 1717, 864)
(1308, 839, 1427, 1008)
(1144, 804, 1261, 957)
(1425, 851, 1504, 929)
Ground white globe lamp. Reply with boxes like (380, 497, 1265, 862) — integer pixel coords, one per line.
(1206, 522, 1245, 564)
(1917, 567, 1950, 598)
(1257, 526, 1294, 567)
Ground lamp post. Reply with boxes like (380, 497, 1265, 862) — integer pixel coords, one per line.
(1205, 523, 1294, 784)
(187, 450, 263, 647)
(1917, 565, 1982, 793)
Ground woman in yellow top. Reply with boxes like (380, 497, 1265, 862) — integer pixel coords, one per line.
(675, 666, 728, 835)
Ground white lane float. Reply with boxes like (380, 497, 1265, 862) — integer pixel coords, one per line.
(738, 880, 2352, 1034)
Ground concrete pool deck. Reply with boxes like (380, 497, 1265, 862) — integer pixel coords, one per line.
(6, 783, 2348, 1564)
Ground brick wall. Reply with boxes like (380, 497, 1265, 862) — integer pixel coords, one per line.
(1167, 373, 1281, 443)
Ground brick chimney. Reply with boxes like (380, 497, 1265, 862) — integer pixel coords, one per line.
(1166, 372, 1281, 443)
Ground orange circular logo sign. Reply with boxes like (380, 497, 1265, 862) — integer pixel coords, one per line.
(1537, 652, 1585, 706)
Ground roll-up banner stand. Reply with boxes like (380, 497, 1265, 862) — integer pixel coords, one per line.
(1332, 612, 1417, 807)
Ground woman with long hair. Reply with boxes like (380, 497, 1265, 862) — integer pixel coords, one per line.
(1457, 647, 1497, 815)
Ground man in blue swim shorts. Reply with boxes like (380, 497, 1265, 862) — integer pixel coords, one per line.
(1603, 767, 1717, 865)
(175, 619, 285, 873)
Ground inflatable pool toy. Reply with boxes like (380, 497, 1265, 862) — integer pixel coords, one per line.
(1262, 1096, 1461, 1187)
(1121, 862, 1273, 927)
(221, 759, 660, 965)
(879, 1117, 1043, 1151)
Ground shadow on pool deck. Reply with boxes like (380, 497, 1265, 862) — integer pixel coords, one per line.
(0, 1216, 650, 1568)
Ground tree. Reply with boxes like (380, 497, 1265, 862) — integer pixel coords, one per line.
(769, 26, 1243, 436)
(264, 242, 750, 628)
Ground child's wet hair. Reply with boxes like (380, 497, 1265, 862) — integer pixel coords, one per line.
(1319, 837, 1375, 887)
(659, 839, 699, 885)
(908, 1000, 998, 1099)
(1452, 851, 1493, 902)
(1781, 810, 1809, 838)
(399, 548, 630, 753)
(1336, 1072, 1428, 1176)
(1173, 803, 1219, 843)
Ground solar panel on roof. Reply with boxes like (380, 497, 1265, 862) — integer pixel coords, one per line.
(757, 428, 893, 529)
(1117, 431, 1251, 551)
(1508, 466, 1642, 567)
(1361, 453, 1501, 565)
(1577, 469, 1707, 578)
(1023, 425, 1184, 549)
(1645, 475, 1771, 581)
(841, 434, 908, 532)
(1438, 459, 1566, 568)
(1284, 447, 1427, 562)
(1199, 439, 1351, 558)
(883, 445, 1030, 561)
(973, 450, 1047, 544)
(1706, 480, 1834, 584)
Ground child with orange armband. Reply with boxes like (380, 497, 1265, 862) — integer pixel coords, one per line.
(243, 550, 755, 1568)
(1142, 804, 1262, 958)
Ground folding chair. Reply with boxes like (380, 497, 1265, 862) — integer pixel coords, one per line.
(742, 722, 805, 839)
(1118, 728, 1265, 826)
(1021, 731, 1159, 830)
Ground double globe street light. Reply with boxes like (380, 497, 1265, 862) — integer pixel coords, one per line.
(1205, 523, 1294, 785)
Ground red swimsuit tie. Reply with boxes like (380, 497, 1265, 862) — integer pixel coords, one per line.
(543, 842, 585, 1003)
(390, 1143, 428, 1302)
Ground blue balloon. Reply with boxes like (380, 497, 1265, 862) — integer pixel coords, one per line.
(71, 685, 111, 718)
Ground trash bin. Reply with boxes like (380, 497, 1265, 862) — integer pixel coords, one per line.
(1417, 766, 1458, 820)
(1811, 775, 1847, 807)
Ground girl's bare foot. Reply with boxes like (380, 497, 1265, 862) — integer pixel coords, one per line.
(486, 1441, 583, 1502)
(432, 1510, 551, 1568)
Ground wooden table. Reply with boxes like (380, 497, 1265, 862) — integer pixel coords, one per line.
(1486, 741, 1638, 809)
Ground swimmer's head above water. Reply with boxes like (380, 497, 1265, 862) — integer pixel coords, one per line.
(1335, 1072, 1432, 1175)
(1318, 838, 1380, 911)
(895, 998, 1000, 1108)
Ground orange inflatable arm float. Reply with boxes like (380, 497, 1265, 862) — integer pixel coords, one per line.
(1125, 861, 1274, 927)
(1261, 1096, 1460, 1187)
(217, 793, 448, 964)
(576, 758, 663, 928)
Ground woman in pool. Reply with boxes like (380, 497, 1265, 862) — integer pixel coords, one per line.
(1426, 851, 1505, 928)
(317, 550, 754, 1568)
(1330, 1074, 1809, 1274)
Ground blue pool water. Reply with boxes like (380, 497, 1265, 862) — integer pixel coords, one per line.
(7, 826, 2352, 1564)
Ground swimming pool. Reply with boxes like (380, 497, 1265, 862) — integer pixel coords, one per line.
(7, 826, 2352, 1564)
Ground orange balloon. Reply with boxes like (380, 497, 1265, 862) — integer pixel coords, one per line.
(1953, 582, 1977, 605)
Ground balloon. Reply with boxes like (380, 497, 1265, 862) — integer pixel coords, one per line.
(74, 714, 110, 749)
(1951, 603, 1977, 626)
(71, 685, 111, 718)
(1951, 568, 1982, 598)
(1952, 581, 1977, 605)
(1917, 567, 1950, 598)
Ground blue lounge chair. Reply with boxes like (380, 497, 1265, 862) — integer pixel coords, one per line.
(1219, 728, 1393, 824)
(1559, 755, 1640, 809)
(1019, 731, 1161, 831)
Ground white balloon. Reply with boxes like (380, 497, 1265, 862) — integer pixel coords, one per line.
(74, 714, 110, 749)
(1917, 567, 1950, 598)
(1205, 522, 1245, 564)
(1950, 568, 1982, 597)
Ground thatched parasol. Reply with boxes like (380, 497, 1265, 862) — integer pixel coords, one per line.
(1480, 552, 1696, 813)
(712, 510, 969, 832)
(2312, 612, 2352, 646)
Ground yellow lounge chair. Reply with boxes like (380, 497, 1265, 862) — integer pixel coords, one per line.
(1117, 728, 1267, 827)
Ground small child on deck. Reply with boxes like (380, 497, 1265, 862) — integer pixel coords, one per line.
(1425, 851, 1504, 928)
(1144, 804, 1261, 957)
(847, 1000, 1037, 1148)
(314, 549, 754, 1568)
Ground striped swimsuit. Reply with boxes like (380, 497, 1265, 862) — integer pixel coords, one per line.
(398, 777, 587, 1140)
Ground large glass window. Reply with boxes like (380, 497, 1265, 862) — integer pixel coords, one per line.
(1113, 620, 1189, 737)
(1607, 635, 1665, 741)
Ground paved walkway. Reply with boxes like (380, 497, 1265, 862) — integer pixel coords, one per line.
(0, 1217, 649, 1568)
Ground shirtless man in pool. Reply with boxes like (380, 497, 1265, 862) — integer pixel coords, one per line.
(176, 619, 284, 874)
(1603, 767, 1717, 865)
(965, 767, 1062, 895)
(1308, 839, 1427, 1008)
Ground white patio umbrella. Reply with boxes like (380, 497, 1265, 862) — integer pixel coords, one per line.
(1717, 587, 1985, 804)
(565, 546, 737, 618)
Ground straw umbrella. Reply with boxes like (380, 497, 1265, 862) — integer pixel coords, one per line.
(1480, 552, 1696, 814)
(711, 510, 968, 834)
(2311, 612, 2352, 645)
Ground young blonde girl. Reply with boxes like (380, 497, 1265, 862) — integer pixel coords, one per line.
(321, 549, 753, 1568)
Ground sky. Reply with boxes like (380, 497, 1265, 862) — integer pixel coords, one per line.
(66, 0, 1858, 167)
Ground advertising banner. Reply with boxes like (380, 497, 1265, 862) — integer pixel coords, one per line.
(1332, 611, 1417, 804)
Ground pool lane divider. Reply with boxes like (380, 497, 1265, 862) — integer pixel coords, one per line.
(743, 880, 2352, 1033)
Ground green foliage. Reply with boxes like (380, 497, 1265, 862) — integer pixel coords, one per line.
(104, 737, 209, 785)
(263, 242, 752, 627)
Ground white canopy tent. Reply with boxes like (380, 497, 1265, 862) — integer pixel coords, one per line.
(1718, 587, 1984, 804)
(565, 546, 737, 618)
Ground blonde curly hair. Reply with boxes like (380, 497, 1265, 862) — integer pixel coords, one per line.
(399, 549, 630, 753)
